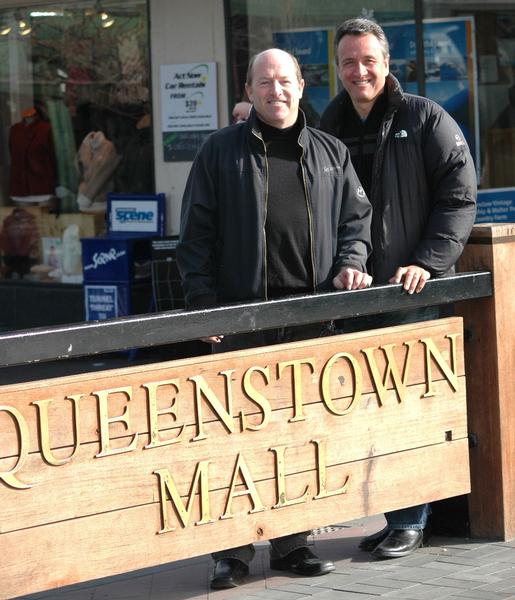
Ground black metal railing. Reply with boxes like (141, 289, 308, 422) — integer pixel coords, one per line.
(0, 271, 492, 370)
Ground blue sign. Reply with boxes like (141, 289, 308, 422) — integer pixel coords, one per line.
(85, 285, 118, 320)
(107, 193, 166, 238)
(476, 187, 515, 223)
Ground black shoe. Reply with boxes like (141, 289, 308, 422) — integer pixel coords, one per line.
(372, 529, 424, 559)
(210, 558, 249, 589)
(358, 526, 390, 551)
(270, 547, 335, 576)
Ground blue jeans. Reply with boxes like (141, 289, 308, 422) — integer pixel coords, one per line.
(339, 306, 441, 530)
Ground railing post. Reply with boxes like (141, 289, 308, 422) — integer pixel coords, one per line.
(456, 223, 515, 540)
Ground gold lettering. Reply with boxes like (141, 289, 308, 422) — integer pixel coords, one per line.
(94, 386, 139, 457)
(221, 453, 265, 519)
(311, 439, 349, 499)
(270, 445, 309, 508)
(240, 365, 272, 431)
(190, 371, 235, 441)
(421, 334, 460, 397)
(32, 395, 82, 466)
(277, 357, 316, 422)
(362, 341, 416, 405)
(0, 405, 32, 489)
(143, 379, 185, 449)
(321, 352, 361, 415)
(154, 461, 213, 533)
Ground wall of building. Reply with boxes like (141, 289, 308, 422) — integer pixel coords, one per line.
(150, 0, 228, 234)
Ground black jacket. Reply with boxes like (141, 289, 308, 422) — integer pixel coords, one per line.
(320, 74, 477, 283)
(177, 110, 372, 307)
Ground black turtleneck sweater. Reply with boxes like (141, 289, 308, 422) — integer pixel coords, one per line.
(258, 116, 313, 298)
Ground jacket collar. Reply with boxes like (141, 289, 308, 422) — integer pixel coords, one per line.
(246, 107, 308, 145)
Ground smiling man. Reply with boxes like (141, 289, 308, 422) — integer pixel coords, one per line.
(319, 18, 477, 559)
(177, 48, 373, 588)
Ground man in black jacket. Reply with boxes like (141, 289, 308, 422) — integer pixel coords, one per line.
(178, 48, 373, 589)
(319, 18, 477, 559)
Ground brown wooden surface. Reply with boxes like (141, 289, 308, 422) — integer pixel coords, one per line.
(0, 318, 469, 598)
(456, 223, 515, 540)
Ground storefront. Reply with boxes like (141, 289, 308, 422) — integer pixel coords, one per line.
(0, 0, 513, 330)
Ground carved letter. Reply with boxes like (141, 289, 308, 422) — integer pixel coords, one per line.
(277, 357, 316, 422)
(154, 461, 213, 533)
(221, 453, 265, 519)
(270, 445, 309, 508)
(240, 365, 272, 431)
(321, 352, 361, 415)
(421, 334, 460, 397)
(32, 395, 82, 466)
(312, 439, 349, 499)
(361, 341, 416, 405)
(0, 405, 32, 489)
(94, 386, 139, 457)
(143, 379, 185, 449)
(190, 371, 235, 441)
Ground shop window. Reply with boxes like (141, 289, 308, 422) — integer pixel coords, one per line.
(425, 2, 515, 190)
(226, 0, 414, 127)
(0, 1, 152, 282)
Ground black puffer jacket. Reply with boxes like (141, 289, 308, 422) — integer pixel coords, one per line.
(177, 110, 372, 307)
(320, 74, 477, 283)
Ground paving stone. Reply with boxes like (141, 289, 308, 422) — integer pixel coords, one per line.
(446, 589, 515, 599)
(381, 583, 456, 598)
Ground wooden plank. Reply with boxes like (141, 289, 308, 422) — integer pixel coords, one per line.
(0, 318, 465, 454)
(457, 225, 515, 539)
(0, 378, 466, 533)
(1, 439, 469, 599)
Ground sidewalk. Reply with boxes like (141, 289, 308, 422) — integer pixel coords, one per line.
(18, 516, 515, 600)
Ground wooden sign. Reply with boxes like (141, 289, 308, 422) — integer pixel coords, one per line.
(0, 317, 469, 598)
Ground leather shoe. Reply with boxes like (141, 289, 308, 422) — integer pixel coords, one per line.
(372, 528, 424, 559)
(210, 558, 249, 589)
(270, 547, 335, 576)
(358, 526, 390, 551)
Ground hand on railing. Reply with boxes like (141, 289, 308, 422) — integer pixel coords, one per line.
(332, 267, 373, 290)
(389, 265, 431, 294)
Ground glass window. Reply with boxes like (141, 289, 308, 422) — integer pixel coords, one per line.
(0, 0, 153, 214)
(227, 0, 414, 127)
(425, 1, 515, 190)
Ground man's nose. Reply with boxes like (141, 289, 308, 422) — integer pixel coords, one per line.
(270, 80, 282, 95)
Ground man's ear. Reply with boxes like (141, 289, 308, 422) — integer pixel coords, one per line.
(299, 78, 305, 98)
(245, 82, 253, 102)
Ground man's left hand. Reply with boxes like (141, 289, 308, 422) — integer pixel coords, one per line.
(389, 265, 431, 294)
(333, 267, 372, 290)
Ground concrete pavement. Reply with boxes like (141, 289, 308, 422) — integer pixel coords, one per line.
(17, 515, 515, 600)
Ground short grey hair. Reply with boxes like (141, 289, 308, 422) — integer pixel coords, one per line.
(334, 18, 390, 64)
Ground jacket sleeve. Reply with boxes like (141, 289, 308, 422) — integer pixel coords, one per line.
(334, 147, 373, 273)
(411, 107, 477, 276)
(176, 139, 218, 308)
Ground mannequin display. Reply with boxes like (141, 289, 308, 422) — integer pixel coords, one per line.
(8, 107, 57, 203)
(76, 131, 121, 213)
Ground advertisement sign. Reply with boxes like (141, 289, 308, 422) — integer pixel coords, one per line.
(476, 187, 515, 223)
(84, 284, 118, 320)
(107, 193, 166, 237)
(273, 28, 336, 124)
(160, 62, 218, 161)
(383, 17, 480, 171)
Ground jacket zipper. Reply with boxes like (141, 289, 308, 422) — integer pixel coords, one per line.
(253, 128, 269, 300)
(299, 137, 317, 292)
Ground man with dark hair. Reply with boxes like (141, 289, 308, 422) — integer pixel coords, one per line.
(178, 47, 373, 588)
(319, 17, 477, 559)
